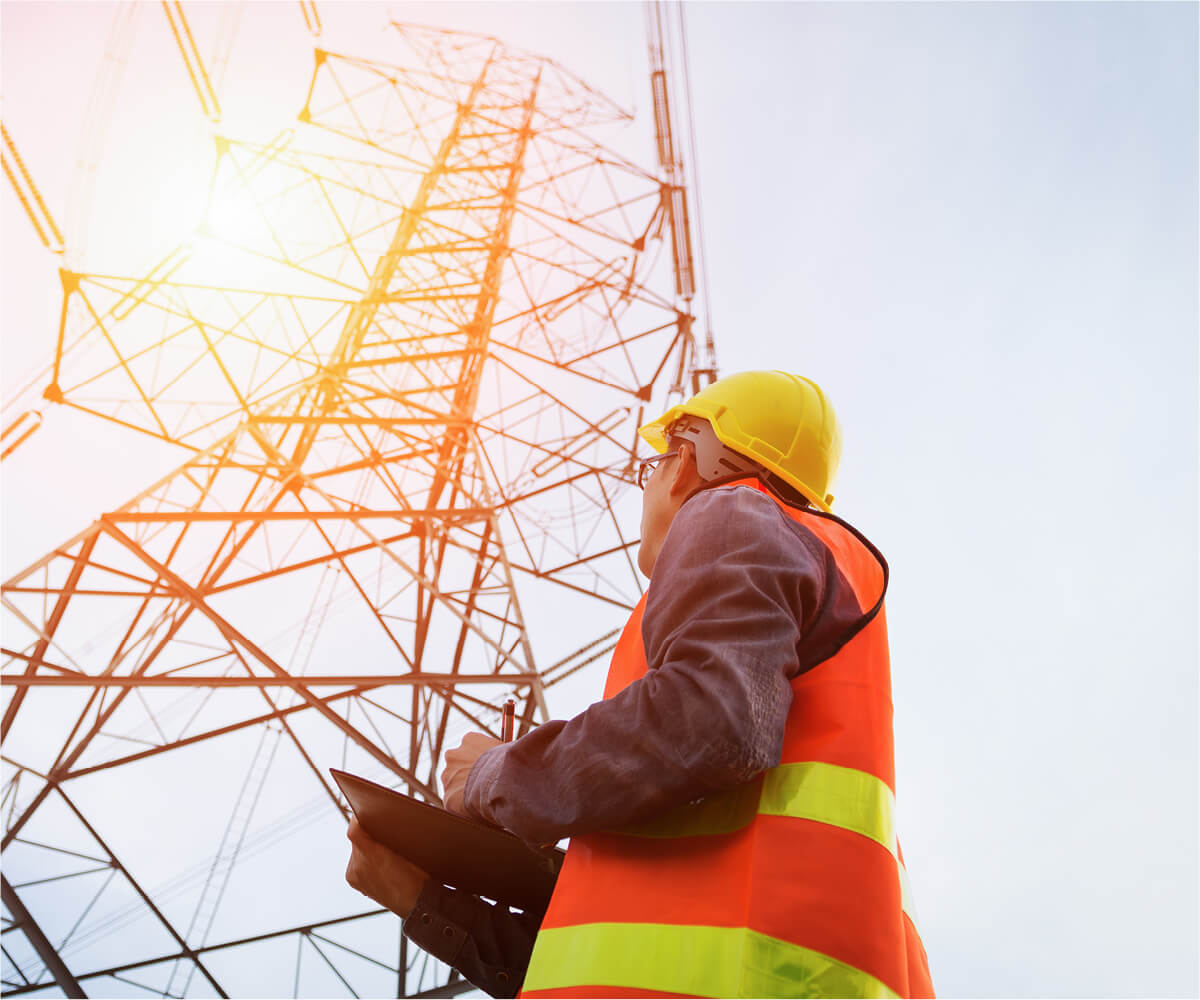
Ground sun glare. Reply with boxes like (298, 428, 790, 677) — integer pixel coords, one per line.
(142, 141, 340, 292)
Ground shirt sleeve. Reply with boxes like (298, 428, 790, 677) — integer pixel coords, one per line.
(463, 485, 833, 845)
(402, 881, 544, 998)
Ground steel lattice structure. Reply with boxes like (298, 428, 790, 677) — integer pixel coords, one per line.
(1, 19, 709, 998)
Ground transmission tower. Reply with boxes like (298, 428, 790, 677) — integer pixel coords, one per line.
(2, 15, 711, 999)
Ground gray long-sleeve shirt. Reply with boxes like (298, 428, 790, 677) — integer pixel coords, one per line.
(404, 483, 877, 996)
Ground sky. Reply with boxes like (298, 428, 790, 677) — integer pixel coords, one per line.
(2, 2, 1197, 998)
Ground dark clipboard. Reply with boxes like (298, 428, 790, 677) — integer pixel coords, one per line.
(331, 768, 564, 912)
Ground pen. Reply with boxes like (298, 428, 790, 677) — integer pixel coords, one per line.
(501, 698, 515, 743)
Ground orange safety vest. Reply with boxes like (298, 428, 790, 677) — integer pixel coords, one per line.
(521, 480, 934, 999)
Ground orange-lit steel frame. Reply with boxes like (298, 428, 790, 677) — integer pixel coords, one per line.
(2, 21, 708, 998)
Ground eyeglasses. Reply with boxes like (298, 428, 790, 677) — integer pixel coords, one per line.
(636, 450, 679, 489)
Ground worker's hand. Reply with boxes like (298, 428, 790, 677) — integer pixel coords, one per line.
(345, 817, 429, 918)
(441, 732, 501, 817)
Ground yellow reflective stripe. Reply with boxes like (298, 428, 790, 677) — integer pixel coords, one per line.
(760, 761, 896, 853)
(524, 922, 900, 999)
(617, 761, 895, 844)
(761, 762, 923, 933)
(615, 760, 923, 933)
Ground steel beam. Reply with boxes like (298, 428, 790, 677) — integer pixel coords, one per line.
(0, 668, 542, 688)
(2, 873, 87, 998)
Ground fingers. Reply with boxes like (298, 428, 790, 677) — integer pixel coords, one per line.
(345, 819, 375, 891)
(440, 731, 503, 816)
(440, 756, 472, 815)
(345, 853, 363, 892)
(457, 731, 501, 755)
(346, 816, 371, 846)
(344, 817, 431, 918)
(446, 731, 502, 757)
(439, 761, 462, 814)
(345, 836, 368, 895)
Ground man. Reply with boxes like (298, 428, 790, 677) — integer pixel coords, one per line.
(346, 370, 935, 998)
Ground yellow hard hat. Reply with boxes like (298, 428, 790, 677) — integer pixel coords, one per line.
(638, 371, 843, 511)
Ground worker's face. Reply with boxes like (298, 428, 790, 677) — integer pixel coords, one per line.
(637, 444, 691, 578)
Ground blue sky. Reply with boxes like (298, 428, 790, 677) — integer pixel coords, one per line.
(680, 5, 1199, 995)
(3, 2, 1196, 997)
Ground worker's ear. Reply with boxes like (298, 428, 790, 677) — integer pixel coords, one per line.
(667, 441, 702, 498)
